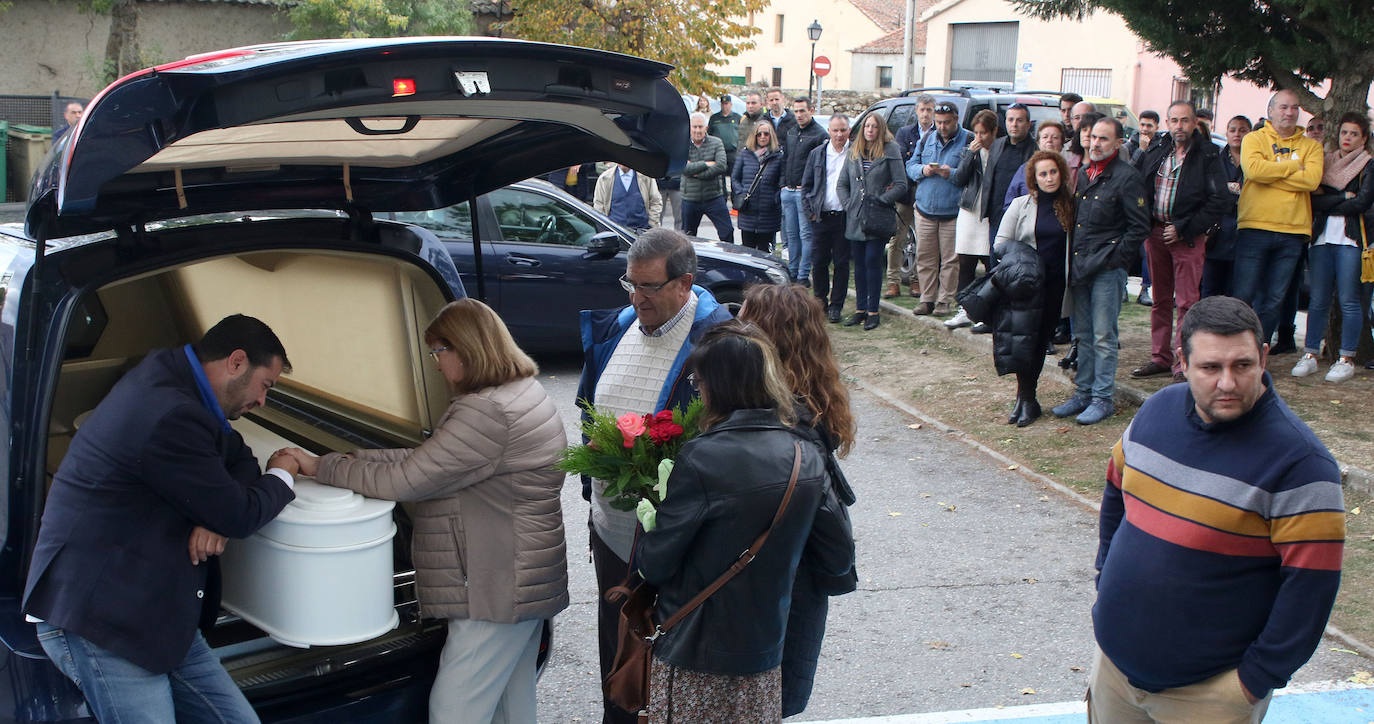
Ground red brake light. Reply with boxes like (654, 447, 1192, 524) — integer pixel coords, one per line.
(393, 78, 416, 97)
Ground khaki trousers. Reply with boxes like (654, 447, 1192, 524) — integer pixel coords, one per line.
(1088, 646, 1271, 724)
(915, 212, 958, 305)
(886, 202, 915, 287)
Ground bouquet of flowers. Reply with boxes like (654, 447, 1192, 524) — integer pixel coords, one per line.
(558, 399, 704, 528)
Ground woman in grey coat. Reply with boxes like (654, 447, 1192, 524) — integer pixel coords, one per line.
(281, 299, 568, 724)
(838, 113, 908, 330)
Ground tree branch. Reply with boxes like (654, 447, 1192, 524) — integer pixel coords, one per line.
(1261, 58, 1326, 113)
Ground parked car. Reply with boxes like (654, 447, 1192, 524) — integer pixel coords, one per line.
(0, 37, 685, 722)
(861, 87, 1062, 139)
(681, 93, 746, 116)
(384, 178, 787, 353)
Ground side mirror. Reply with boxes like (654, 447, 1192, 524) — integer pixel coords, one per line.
(585, 231, 622, 258)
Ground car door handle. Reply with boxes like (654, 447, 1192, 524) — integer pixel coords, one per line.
(506, 254, 540, 268)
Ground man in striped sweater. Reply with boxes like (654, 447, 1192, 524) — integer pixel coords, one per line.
(1090, 295, 1344, 722)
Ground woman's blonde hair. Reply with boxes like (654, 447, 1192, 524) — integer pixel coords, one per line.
(850, 112, 894, 161)
(424, 299, 537, 394)
(746, 122, 780, 152)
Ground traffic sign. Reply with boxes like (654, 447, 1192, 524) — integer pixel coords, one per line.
(813, 56, 832, 77)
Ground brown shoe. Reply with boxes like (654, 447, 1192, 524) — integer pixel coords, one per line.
(1130, 361, 1171, 378)
(908, 285, 921, 297)
(912, 302, 934, 316)
(932, 301, 952, 316)
(882, 283, 901, 299)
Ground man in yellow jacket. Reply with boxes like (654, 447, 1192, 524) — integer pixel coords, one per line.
(1233, 89, 1324, 344)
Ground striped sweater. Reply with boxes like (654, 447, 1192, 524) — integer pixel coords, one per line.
(1093, 375, 1344, 700)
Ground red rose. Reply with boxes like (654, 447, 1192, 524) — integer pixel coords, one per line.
(647, 422, 684, 444)
(653, 410, 675, 424)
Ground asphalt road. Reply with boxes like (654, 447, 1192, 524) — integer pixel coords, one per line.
(530, 355, 1360, 722)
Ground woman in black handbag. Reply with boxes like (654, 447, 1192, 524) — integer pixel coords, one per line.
(838, 113, 908, 330)
(990, 151, 1074, 427)
(738, 284, 857, 718)
(633, 323, 855, 724)
(732, 123, 785, 252)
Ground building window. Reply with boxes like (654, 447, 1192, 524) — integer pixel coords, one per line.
(745, 66, 753, 83)
(775, 15, 785, 43)
(1061, 68, 1112, 97)
(1171, 77, 1191, 102)
(772, 67, 783, 88)
(877, 66, 894, 89)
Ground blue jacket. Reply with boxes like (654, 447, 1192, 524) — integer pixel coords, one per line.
(908, 127, 970, 219)
(23, 348, 295, 674)
(575, 287, 733, 500)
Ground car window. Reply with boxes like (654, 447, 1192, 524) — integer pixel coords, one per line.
(488, 188, 597, 246)
(886, 104, 914, 136)
(392, 202, 473, 239)
(1027, 106, 1061, 131)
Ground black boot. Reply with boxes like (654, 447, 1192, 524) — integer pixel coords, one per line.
(1007, 396, 1024, 425)
(1016, 374, 1042, 427)
(843, 311, 867, 327)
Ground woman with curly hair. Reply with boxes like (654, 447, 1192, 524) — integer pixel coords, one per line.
(991, 150, 1074, 426)
(739, 284, 857, 716)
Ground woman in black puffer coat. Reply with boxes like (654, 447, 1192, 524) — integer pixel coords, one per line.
(732, 123, 785, 252)
(990, 151, 1073, 427)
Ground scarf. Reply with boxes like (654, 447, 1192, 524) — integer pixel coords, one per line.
(1084, 150, 1116, 183)
(1322, 148, 1371, 190)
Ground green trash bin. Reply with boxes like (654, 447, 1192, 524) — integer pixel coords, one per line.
(0, 120, 8, 202)
(6, 123, 52, 202)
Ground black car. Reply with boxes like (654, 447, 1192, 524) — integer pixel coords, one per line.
(0, 37, 685, 722)
(863, 86, 1062, 139)
(385, 178, 789, 353)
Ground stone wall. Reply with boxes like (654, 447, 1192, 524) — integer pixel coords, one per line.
(723, 85, 897, 117)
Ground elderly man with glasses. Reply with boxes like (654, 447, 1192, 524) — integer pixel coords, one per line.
(574, 228, 732, 724)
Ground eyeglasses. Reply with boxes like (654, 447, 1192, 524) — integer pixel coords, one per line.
(619, 273, 682, 295)
(427, 345, 450, 361)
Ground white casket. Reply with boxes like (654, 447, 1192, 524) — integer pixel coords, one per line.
(219, 419, 400, 648)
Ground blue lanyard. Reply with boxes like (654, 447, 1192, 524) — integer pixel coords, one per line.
(183, 344, 232, 434)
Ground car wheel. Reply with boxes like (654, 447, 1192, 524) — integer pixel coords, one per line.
(899, 229, 916, 286)
(712, 287, 744, 317)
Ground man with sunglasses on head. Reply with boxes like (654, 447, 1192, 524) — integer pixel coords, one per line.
(574, 229, 732, 724)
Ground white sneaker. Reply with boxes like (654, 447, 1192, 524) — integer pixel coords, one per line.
(1291, 355, 1318, 378)
(1326, 359, 1355, 383)
(944, 308, 972, 328)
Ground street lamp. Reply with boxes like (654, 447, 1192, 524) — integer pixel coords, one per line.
(807, 20, 823, 105)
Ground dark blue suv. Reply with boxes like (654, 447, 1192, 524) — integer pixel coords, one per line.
(0, 38, 686, 722)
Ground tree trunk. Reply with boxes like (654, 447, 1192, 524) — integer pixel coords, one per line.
(103, 0, 141, 85)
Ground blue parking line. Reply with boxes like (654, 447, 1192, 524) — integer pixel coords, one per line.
(813, 685, 1374, 724)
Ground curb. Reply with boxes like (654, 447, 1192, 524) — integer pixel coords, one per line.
(874, 299, 1374, 499)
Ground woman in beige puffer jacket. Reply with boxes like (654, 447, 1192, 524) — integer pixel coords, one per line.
(282, 299, 567, 724)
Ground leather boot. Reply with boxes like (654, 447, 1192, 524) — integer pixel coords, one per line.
(1016, 397, 1042, 427)
(882, 283, 900, 299)
(1007, 396, 1024, 425)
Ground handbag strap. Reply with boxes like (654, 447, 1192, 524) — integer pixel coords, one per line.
(653, 441, 802, 637)
(744, 153, 770, 197)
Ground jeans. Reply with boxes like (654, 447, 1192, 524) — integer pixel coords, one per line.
(661, 189, 683, 230)
(36, 623, 258, 724)
(1201, 258, 1234, 298)
(1304, 243, 1364, 357)
(1145, 224, 1206, 371)
(1071, 267, 1126, 401)
(680, 195, 733, 242)
(780, 188, 814, 280)
(850, 237, 886, 313)
(1231, 229, 1305, 342)
(810, 212, 850, 310)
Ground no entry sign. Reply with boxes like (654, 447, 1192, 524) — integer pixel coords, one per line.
(813, 56, 832, 77)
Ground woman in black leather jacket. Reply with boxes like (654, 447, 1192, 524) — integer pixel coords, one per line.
(633, 323, 855, 724)
(739, 284, 858, 717)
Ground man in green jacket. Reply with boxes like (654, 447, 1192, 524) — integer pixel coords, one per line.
(708, 95, 742, 182)
(681, 112, 734, 242)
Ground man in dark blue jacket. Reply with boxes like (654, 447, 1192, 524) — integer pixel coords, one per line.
(575, 230, 731, 724)
(24, 314, 298, 723)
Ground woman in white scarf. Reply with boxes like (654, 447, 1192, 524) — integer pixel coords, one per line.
(1292, 111, 1374, 382)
